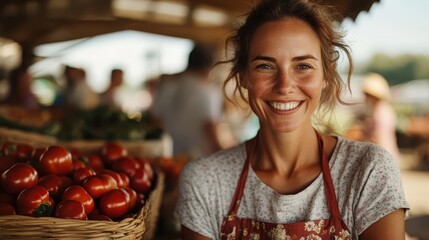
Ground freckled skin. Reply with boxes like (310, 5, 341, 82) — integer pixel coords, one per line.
(244, 17, 325, 134)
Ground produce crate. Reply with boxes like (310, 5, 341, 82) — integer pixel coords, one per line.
(0, 171, 164, 240)
(0, 126, 173, 160)
(59, 133, 173, 160)
(0, 127, 57, 147)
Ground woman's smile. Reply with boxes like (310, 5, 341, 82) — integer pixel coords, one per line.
(269, 101, 302, 112)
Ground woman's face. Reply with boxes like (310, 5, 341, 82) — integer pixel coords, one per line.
(244, 17, 324, 133)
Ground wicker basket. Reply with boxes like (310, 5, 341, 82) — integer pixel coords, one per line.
(0, 172, 164, 240)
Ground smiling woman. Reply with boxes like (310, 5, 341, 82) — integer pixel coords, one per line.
(174, 0, 409, 239)
(245, 18, 325, 134)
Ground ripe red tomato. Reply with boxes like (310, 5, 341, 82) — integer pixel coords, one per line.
(73, 167, 96, 185)
(69, 149, 82, 158)
(72, 158, 86, 171)
(16, 185, 54, 217)
(97, 169, 125, 188)
(0, 155, 15, 176)
(134, 193, 146, 212)
(14, 143, 34, 163)
(100, 142, 127, 167)
(0, 142, 33, 163)
(99, 188, 130, 219)
(0, 141, 17, 158)
(123, 187, 137, 212)
(111, 157, 140, 178)
(0, 203, 16, 216)
(141, 160, 154, 181)
(130, 167, 152, 194)
(1, 163, 38, 195)
(118, 172, 130, 188)
(29, 146, 48, 169)
(54, 200, 87, 220)
(136, 157, 154, 181)
(38, 146, 73, 175)
(82, 174, 117, 199)
(38, 174, 73, 200)
(62, 185, 94, 214)
(85, 154, 105, 172)
(0, 141, 12, 153)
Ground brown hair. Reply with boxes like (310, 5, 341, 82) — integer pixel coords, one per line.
(220, 0, 353, 122)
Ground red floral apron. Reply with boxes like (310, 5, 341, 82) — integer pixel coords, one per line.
(220, 132, 352, 240)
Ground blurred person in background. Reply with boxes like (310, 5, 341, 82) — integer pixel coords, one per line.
(151, 43, 223, 159)
(150, 43, 224, 237)
(1, 67, 39, 109)
(99, 68, 125, 109)
(62, 65, 99, 111)
(350, 73, 400, 161)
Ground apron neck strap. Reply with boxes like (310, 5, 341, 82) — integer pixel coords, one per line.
(318, 132, 341, 218)
(226, 131, 341, 219)
(226, 136, 256, 215)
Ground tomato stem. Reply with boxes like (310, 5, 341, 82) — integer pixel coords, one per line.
(35, 203, 52, 217)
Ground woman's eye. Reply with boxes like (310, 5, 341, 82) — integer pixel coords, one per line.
(297, 64, 312, 70)
(255, 64, 273, 70)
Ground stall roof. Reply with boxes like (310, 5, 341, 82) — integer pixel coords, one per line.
(0, 0, 380, 47)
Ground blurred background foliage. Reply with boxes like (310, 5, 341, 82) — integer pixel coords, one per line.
(360, 53, 429, 85)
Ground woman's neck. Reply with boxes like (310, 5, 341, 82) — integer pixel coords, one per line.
(252, 126, 320, 178)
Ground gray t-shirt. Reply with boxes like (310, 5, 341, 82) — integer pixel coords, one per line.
(174, 136, 409, 239)
(151, 73, 222, 157)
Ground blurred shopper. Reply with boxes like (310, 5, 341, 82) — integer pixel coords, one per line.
(151, 43, 223, 158)
(1, 67, 39, 109)
(63, 65, 99, 110)
(99, 68, 125, 109)
(360, 73, 400, 161)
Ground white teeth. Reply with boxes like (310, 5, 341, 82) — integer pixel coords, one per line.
(270, 101, 300, 111)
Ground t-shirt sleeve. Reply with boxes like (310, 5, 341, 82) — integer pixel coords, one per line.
(353, 145, 409, 235)
(174, 159, 216, 239)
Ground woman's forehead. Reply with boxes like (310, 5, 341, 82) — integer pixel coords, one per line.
(248, 18, 322, 59)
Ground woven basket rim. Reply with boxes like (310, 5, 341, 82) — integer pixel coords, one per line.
(0, 172, 164, 239)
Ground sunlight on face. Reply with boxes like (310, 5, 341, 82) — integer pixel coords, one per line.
(245, 17, 324, 134)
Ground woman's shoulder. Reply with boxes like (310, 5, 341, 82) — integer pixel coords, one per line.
(337, 136, 391, 154)
(334, 136, 396, 167)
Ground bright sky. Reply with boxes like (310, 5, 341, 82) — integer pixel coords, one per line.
(33, 32, 193, 92)
(341, 0, 429, 63)
(31, 0, 429, 92)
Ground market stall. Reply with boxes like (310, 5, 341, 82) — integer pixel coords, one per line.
(0, 104, 171, 239)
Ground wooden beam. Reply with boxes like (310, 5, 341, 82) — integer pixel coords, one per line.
(188, 0, 257, 14)
(0, 0, 381, 47)
(7, 19, 231, 46)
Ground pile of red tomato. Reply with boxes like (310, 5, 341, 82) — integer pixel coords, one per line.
(0, 141, 155, 221)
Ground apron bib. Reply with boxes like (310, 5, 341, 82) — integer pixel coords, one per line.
(220, 132, 352, 240)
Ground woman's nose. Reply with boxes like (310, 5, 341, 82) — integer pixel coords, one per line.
(274, 70, 294, 93)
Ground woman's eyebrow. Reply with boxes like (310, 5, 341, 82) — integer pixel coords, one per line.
(251, 54, 318, 62)
(292, 54, 318, 61)
(251, 56, 275, 62)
